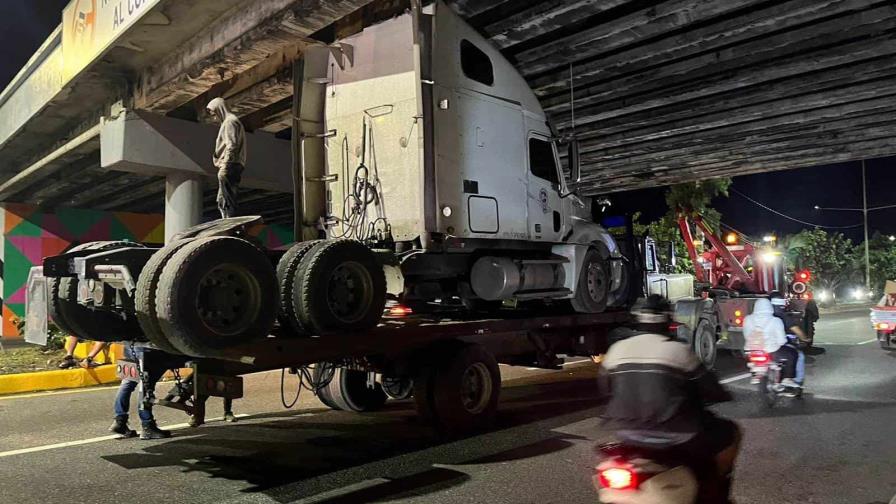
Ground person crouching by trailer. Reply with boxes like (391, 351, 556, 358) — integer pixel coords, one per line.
(109, 346, 172, 440)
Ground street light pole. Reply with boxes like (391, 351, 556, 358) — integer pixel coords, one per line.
(863, 159, 870, 290)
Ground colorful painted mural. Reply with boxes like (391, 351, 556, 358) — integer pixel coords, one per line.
(0, 203, 294, 339)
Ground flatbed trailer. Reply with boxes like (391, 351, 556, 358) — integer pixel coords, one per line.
(132, 309, 631, 435)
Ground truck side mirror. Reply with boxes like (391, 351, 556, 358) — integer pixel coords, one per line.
(667, 241, 676, 269)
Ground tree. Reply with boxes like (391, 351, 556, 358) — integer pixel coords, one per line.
(787, 229, 860, 296)
(666, 178, 732, 218)
(865, 232, 896, 294)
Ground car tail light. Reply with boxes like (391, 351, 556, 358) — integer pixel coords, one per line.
(598, 467, 638, 490)
(388, 305, 413, 317)
(668, 322, 680, 332)
(748, 351, 770, 364)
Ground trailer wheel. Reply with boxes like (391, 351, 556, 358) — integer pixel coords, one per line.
(135, 240, 192, 354)
(571, 248, 609, 313)
(693, 317, 717, 369)
(293, 240, 386, 334)
(318, 367, 388, 412)
(276, 240, 322, 336)
(156, 236, 277, 355)
(55, 241, 145, 342)
(425, 343, 501, 436)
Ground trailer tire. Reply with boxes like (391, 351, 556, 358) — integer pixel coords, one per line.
(135, 240, 192, 354)
(319, 367, 387, 412)
(156, 236, 277, 355)
(693, 317, 717, 369)
(293, 240, 386, 334)
(276, 240, 323, 336)
(571, 248, 609, 313)
(54, 241, 146, 342)
(429, 343, 501, 437)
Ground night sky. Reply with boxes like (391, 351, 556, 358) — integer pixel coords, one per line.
(2, 1, 896, 244)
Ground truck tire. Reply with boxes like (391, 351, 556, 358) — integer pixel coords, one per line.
(135, 240, 191, 354)
(318, 367, 387, 412)
(55, 241, 145, 342)
(276, 240, 322, 336)
(570, 248, 609, 313)
(693, 317, 717, 369)
(47, 277, 76, 337)
(156, 236, 277, 356)
(428, 343, 501, 437)
(293, 240, 386, 334)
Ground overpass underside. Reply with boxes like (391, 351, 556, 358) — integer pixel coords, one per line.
(0, 0, 894, 223)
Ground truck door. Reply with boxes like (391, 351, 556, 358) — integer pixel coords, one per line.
(526, 134, 565, 242)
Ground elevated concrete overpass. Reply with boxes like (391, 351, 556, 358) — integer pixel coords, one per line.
(1, 0, 894, 223)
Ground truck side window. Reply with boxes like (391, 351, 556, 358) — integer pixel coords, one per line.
(460, 39, 494, 86)
(529, 137, 560, 188)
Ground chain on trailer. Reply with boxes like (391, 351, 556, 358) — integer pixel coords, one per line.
(128, 341, 154, 411)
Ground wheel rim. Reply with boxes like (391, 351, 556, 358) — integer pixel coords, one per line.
(460, 362, 492, 414)
(695, 324, 716, 367)
(585, 259, 608, 305)
(326, 261, 374, 324)
(196, 263, 261, 336)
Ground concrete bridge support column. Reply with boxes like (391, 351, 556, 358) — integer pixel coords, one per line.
(164, 173, 203, 243)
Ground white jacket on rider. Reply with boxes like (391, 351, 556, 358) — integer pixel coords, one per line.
(743, 298, 787, 353)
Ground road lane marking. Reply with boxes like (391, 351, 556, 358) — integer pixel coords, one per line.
(0, 413, 249, 458)
(857, 338, 878, 345)
(720, 373, 751, 384)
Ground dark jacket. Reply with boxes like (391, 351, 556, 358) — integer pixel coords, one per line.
(602, 332, 731, 438)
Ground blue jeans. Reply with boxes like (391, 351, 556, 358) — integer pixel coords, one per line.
(786, 336, 806, 385)
(114, 347, 164, 426)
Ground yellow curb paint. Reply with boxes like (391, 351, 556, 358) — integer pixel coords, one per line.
(0, 365, 120, 396)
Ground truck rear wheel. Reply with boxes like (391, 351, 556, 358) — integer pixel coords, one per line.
(156, 236, 277, 355)
(415, 343, 500, 436)
(276, 240, 322, 336)
(693, 317, 717, 369)
(571, 248, 609, 313)
(293, 240, 386, 334)
(54, 241, 145, 342)
(317, 367, 387, 412)
(135, 240, 191, 354)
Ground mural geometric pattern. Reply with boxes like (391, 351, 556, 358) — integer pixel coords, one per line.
(1, 203, 294, 339)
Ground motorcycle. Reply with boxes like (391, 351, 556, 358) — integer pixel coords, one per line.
(595, 442, 698, 504)
(746, 350, 801, 407)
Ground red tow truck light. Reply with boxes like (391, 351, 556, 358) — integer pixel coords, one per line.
(798, 270, 811, 282)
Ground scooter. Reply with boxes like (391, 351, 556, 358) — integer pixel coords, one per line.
(746, 350, 801, 407)
(594, 436, 700, 504)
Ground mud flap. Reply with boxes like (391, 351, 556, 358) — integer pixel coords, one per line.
(24, 267, 49, 346)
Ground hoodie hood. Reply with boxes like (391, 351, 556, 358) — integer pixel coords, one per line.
(206, 97, 229, 121)
(752, 298, 774, 316)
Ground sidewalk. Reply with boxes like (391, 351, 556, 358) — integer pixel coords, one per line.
(0, 341, 121, 395)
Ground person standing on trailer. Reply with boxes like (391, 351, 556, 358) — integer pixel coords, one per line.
(206, 97, 247, 219)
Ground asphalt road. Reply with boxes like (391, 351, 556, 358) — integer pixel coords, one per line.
(0, 306, 893, 504)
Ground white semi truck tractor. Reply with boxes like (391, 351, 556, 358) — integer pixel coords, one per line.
(26, 2, 630, 358)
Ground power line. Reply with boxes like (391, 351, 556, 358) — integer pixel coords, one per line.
(730, 188, 863, 230)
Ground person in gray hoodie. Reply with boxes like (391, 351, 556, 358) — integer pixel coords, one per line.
(206, 97, 247, 219)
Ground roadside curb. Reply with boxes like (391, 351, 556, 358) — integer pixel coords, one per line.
(0, 365, 119, 396)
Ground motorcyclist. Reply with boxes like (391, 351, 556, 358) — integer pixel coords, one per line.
(743, 298, 801, 392)
(768, 292, 807, 388)
(602, 294, 741, 503)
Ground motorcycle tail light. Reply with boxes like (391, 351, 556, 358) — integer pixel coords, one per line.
(748, 351, 770, 364)
(877, 322, 891, 331)
(598, 467, 638, 490)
